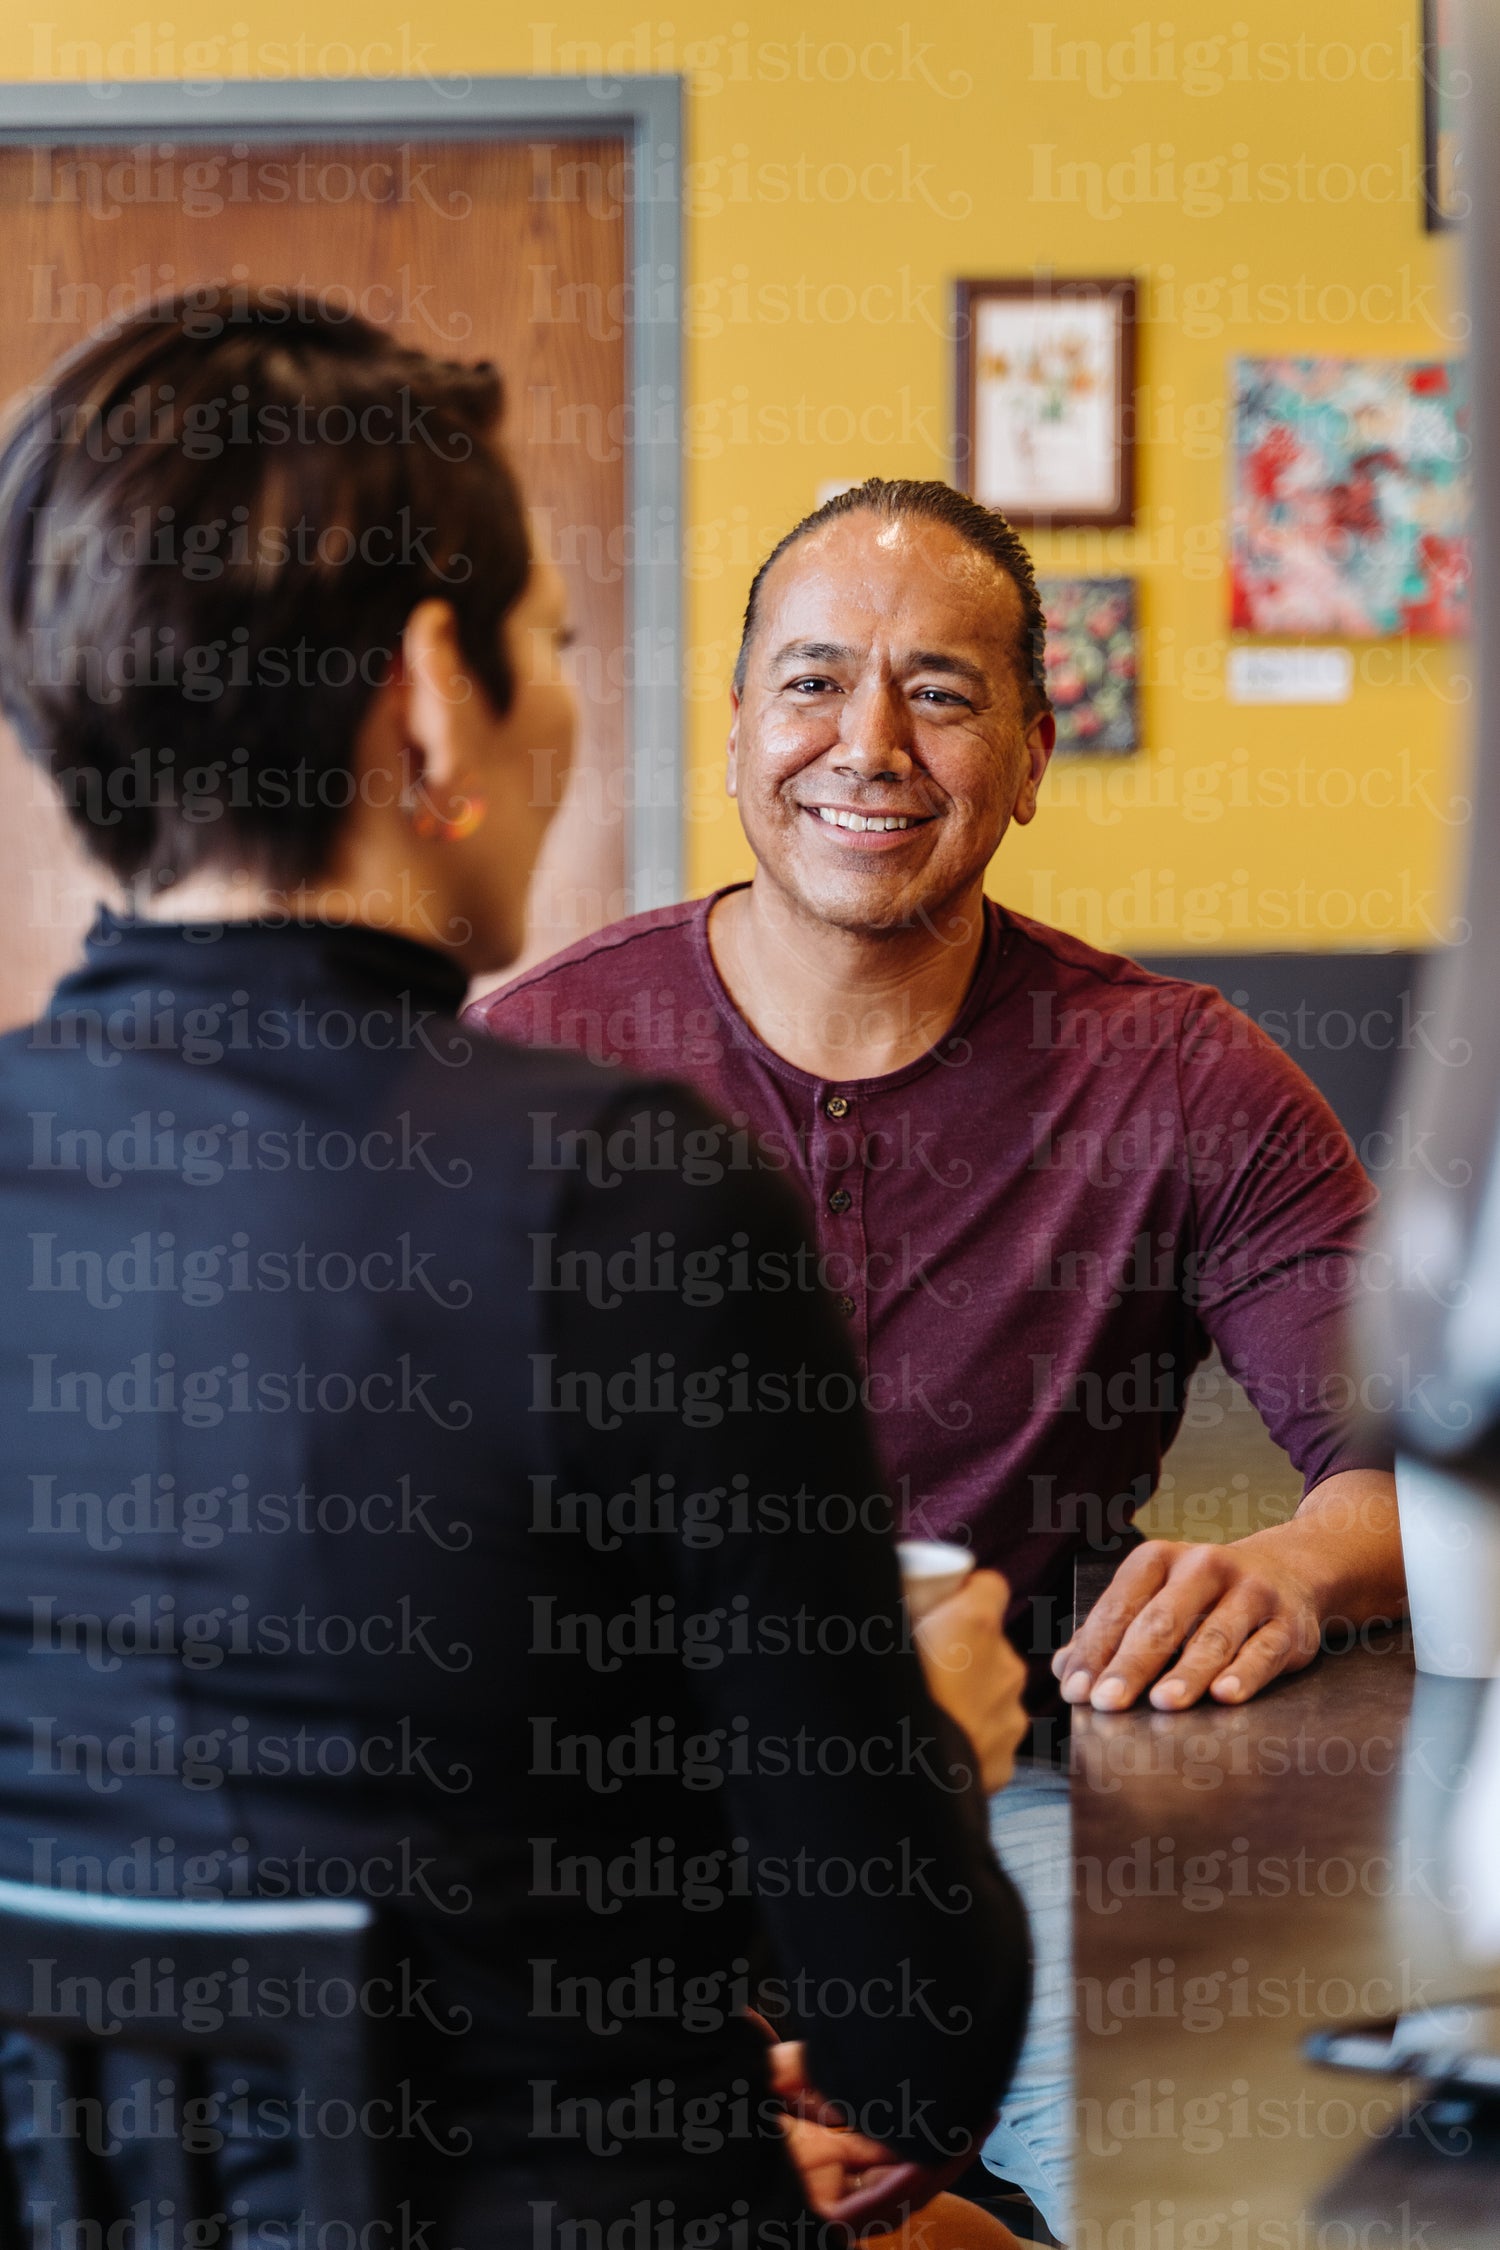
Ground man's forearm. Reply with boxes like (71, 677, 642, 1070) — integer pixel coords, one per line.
(1239, 1469, 1405, 1627)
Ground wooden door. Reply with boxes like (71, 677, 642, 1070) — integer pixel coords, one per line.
(0, 134, 629, 1025)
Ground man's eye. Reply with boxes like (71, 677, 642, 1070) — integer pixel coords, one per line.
(788, 676, 837, 694)
(914, 688, 968, 707)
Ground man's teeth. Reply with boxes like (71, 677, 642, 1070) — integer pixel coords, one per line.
(813, 807, 914, 832)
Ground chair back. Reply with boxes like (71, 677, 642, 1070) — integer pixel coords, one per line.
(0, 1879, 379, 2248)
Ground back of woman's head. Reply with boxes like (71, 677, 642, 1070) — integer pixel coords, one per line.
(0, 286, 531, 889)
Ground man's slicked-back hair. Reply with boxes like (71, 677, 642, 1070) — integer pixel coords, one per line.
(0, 286, 531, 889)
(732, 477, 1051, 719)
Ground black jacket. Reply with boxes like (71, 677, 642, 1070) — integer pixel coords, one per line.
(0, 913, 1029, 2242)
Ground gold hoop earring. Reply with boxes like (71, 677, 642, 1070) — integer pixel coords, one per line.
(406, 784, 488, 844)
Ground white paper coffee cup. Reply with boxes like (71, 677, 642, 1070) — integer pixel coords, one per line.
(897, 1538, 976, 1622)
(1397, 1453, 1500, 1678)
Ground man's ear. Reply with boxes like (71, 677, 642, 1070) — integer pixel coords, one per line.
(726, 687, 741, 800)
(1012, 709, 1057, 827)
(399, 600, 472, 796)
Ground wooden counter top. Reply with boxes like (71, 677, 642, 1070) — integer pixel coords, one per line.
(1072, 1628, 1500, 2236)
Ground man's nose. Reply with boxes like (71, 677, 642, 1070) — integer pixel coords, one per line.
(835, 680, 914, 779)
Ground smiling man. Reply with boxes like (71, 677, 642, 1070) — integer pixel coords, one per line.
(479, 477, 1402, 1712)
(473, 479, 1402, 2231)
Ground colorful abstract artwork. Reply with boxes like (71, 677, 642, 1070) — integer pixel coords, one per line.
(1230, 358, 1470, 639)
(1038, 577, 1139, 754)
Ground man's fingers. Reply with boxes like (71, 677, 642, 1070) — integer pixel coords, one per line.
(1083, 1556, 1238, 1709)
(1207, 1617, 1307, 1704)
(1144, 1587, 1275, 1709)
(1057, 1539, 1324, 1713)
(1053, 1545, 1177, 1700)
(1055, 1545, 1172, 1668)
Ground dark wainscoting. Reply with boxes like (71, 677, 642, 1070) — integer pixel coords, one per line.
(1134, 949, 1430, 1160)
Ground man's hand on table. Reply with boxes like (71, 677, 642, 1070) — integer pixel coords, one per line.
(1051, 1468, 1404, 1712)
(1053, 1534, 1322, 1711)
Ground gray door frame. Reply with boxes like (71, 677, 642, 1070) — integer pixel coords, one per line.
(0, 73, 684, 907)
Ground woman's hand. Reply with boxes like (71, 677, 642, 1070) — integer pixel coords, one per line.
(766, 2039, 990, 2237)
(914, 1569, 1029, 1792)
(767, 2036, 894, 2213)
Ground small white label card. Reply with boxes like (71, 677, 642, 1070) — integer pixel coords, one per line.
(1227, 647, 1355, 704)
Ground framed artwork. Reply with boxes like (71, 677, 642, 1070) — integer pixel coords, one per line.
(1229, 357, 1469, 640)
(954, 276, 1136, 527)
(1423, 0, 1466, 231)
(1037, 577, 1140, 754)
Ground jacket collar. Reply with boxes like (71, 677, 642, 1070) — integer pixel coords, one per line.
(49, 908, 469, 1015)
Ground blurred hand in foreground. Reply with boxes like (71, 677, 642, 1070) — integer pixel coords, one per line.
(914, 1568, 1029, 1792)
(766, 2039, 996, 2240)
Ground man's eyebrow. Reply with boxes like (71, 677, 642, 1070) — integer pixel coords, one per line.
(903, 648, 989, 687)
(769, 639, 861, 669)
(768, 639, 990, 686)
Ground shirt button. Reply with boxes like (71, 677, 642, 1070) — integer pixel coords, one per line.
(827, 1188, 852, 1214)
(824, 1094, 851, 1119)
(837, 1293, 856, 1317)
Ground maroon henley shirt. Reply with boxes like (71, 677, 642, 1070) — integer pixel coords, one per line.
(471, 889, 1385, 1664)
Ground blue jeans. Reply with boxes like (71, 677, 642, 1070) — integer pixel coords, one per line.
(981, 1759, 1072, 2240)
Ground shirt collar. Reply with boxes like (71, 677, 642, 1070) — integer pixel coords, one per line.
(688, 884, 1014, 1094)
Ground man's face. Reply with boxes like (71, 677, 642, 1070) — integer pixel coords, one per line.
(728, 511, 1054, 937)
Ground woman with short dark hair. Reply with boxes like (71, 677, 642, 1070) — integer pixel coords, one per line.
(0, 293, 1030, 2246)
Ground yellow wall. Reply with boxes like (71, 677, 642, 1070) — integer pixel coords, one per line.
(9, 0, 1468, 949)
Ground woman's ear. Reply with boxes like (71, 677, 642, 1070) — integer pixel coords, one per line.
(398, 599, 474, 797)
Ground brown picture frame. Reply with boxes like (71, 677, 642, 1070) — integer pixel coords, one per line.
(953, 275, 1137, 529)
